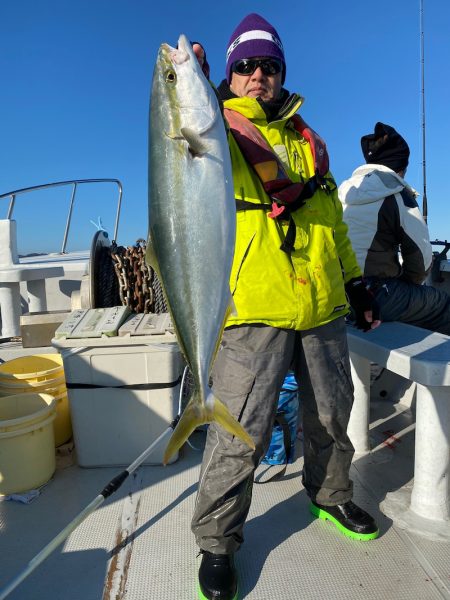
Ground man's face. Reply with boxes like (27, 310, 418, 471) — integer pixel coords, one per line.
(230, 56, 283, 102)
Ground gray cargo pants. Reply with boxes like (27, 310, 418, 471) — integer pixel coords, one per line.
(191, 316, 355, 554)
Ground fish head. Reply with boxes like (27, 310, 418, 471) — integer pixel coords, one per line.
(151, 34, 218, 139)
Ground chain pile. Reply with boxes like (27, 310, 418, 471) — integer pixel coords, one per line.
(110, 239, 168, 314)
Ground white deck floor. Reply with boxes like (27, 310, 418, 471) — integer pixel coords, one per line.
(1, 391, 450, 600)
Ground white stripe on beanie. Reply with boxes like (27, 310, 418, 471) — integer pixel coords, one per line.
(226, 29, 284, 60)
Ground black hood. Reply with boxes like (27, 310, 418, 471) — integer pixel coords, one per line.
(361, 122, 410, 172)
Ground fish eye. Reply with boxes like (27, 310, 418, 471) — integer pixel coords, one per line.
(165, 69, 176, 84)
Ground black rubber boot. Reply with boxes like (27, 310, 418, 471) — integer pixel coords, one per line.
(310, 500, 379, 541)
(198, 551, 238, 600)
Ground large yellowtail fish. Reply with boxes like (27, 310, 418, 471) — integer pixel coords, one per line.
(147, 34, 255, 464)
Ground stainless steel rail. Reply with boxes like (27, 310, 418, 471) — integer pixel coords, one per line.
(0, 179, 123, 253)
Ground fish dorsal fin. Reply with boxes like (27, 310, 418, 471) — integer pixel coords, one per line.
(180, 127, 208, 156)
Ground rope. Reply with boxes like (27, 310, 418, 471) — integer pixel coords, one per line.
(96, 246, 121, 307)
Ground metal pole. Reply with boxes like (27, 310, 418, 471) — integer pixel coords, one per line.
(113, 181, 122, 242)
(0, 417, 179, 600)
(6, 194, 15, 220)
(420, 0, 428, 222)
(61, 182, 77, 254)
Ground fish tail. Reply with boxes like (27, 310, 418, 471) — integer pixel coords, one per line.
(162, 392, 255, 465)
(163, 391, 206, 465)
(213, 396, 255, 451)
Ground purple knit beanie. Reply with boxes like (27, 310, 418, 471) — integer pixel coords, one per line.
(226, 13, 285, 84)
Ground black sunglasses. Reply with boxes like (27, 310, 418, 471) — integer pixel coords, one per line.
(232, 58, 282, 77)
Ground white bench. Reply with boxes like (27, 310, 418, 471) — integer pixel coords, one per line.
(346, 321, 450, 538)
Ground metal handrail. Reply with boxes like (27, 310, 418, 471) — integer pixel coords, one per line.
(0, 178, 123, 253)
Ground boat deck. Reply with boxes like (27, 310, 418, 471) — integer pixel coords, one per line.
(1, 387, 450, 600)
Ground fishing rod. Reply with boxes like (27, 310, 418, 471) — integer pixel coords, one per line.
(0, 364, 194, 600)
(0, 418, 180, 600)
(420, 0, 428, 223)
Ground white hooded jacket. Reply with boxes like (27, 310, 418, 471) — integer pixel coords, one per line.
(338, 164, 432, 284)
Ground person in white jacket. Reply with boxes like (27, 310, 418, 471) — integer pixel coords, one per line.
(339, 122, 450, 335)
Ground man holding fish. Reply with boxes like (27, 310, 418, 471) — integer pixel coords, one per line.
(148, 13, 379, 600)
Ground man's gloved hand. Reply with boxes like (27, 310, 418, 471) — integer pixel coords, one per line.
(345, 277, 381, 332)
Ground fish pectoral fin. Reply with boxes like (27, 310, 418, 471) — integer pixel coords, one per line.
(180, 127, 209, 156)
(213, 397, 255, 450)
(145, 237, 159, 273)
(163, 393, 206, 465)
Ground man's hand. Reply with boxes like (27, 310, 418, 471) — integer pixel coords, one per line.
(192, 42, 210, 79)
(345, 277, 381, 332)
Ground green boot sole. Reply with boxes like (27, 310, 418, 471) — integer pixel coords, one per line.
(310, 502, 379, 541)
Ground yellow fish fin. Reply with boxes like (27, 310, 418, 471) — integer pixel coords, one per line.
(145, 236, 160, 275)
(228, 293, 238, 317)
(163, 392, 255, 465)
(163, 392, 207, 464)
(213, 397, 255, 451)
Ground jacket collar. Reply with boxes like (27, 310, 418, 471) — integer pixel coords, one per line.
(217, 79, 304, 123)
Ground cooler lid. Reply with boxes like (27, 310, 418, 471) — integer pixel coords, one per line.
(53, 307, 175, 342)
(54, 306, 131, 339)
(118, 312, 173, 337)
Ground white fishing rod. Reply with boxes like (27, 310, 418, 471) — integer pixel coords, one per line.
(0, 418, 178, 600)
(0, 365, 193, 600)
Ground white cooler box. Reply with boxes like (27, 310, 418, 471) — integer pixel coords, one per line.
(53, 321, 184, 467)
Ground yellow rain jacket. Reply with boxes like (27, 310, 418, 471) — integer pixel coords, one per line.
(224, 94, 361, 330)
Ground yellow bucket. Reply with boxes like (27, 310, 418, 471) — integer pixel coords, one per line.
(0, 354, 63, 383)
(52, 390, 72, 447)
(0, 393, 56, 495)
(0, 376, 66, 395)
(0, 354, 72, 447)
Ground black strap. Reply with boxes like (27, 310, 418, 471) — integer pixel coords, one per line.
(235, 175, 328, 254)
(235, 199, 271, 211)
(255, 411, 292, 484)
(66, 375, 182, 390)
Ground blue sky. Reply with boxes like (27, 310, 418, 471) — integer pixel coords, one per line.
(1, 1, 449, 255)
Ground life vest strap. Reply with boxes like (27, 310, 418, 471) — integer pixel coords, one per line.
(235, 175, 326, 254)
(226, 107, 334, 253)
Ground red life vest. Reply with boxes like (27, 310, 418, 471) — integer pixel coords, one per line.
(224, 108, 335, 253)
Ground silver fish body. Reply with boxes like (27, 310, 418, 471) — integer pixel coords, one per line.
(147, 34, 254, 463)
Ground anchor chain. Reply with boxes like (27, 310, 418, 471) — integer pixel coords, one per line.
(110, 239, 167, 314)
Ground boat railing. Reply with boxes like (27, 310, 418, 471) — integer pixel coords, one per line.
(0, 179, 123, 254)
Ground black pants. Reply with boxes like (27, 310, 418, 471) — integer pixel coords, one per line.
(371, 278, 450, 335)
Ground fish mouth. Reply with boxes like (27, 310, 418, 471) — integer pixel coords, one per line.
(159, 42, 175, 57)
(159, 37, 191, 68)
(170, 47, 189, 66)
